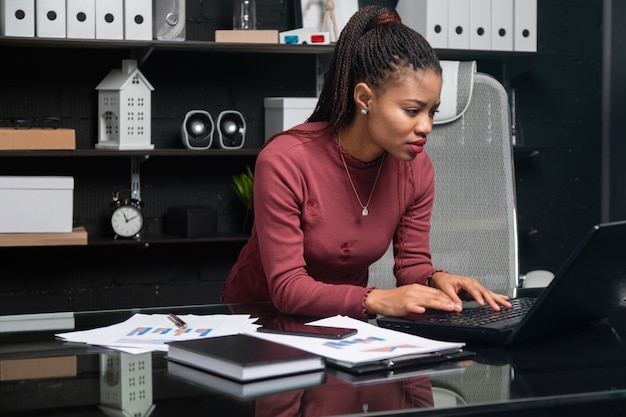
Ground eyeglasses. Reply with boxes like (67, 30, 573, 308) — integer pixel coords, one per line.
(0, 117, 62, 129)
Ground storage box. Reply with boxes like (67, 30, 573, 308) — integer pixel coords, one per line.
(0, 176, 74, 233)
(36, 0, 66, 38)
(215, 29, 278, 44)
(166, 206, 217, 238)
(66, 0, 96, 39)
(0, 0, 35, 37)
(263, 97, 318, 140)
(124, 0, 152, 40)
(0, 128, 75, 150)
(95, 0, 123, 40)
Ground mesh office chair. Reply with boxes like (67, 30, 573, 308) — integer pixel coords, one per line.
(368, 61, 519, 294)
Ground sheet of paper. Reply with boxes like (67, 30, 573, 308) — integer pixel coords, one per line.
(56, 313, 256, 353)
(244, 315, 464, 366)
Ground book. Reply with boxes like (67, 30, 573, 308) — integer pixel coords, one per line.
(167, 360, 326, 400)
(165, 334, 325, 382)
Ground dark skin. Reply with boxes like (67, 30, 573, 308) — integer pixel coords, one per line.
(339, 67, 512, 317)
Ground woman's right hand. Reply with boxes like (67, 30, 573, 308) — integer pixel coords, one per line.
(363, 284, 463, 317)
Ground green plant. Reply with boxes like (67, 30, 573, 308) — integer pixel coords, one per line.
(232, 166, 254, 233)
(232, 166, 254, 210)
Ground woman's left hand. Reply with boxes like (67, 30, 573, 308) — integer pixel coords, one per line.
(429, 272, 512, 311)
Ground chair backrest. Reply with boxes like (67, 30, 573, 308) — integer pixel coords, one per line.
(368, 61, 518, 294)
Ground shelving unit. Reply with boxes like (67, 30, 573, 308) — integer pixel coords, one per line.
(0, 38, 539, 249)
(0, 36, 335, 312)
(0, 38, 329, 251)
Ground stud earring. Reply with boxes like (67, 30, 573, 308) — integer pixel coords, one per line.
(361, 108, 368, 115)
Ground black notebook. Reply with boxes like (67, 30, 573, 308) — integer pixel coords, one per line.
(165, 334, 325, 382)
(378, 221, 626, 346)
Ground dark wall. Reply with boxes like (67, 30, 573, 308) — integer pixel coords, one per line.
(509, 0, 603, 274)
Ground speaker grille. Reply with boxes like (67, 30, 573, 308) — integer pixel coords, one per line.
(217, 110, 246, 149)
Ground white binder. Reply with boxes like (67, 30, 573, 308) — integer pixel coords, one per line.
(491, 0, 514, 51)
(448, 0, 470, 50)
(469, 0, 491, 50)
(124, 0, 152, 40)
(95, 0, 124, 39)
(67, 0, 95, 39)
(395, 0, 448, 49)
(514, 0, 537, 52)
(0, 0, 35, 37)
(36, 0, 66, 38)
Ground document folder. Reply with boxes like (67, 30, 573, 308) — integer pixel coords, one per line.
(448, 0, 470, 50)
(396, 0, 449, 49)
(67, 0, 95, 39)
(514, 0, 537, 52)
(470, 0, 492, 50)
(491, 0, 514, 51)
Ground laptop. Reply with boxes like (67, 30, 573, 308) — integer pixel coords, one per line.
(377, 221, 626, 346)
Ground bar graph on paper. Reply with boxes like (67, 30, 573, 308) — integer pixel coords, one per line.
(55, 313, 257, 353)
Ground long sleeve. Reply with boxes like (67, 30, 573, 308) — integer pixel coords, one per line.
(222, 122, 439, 318)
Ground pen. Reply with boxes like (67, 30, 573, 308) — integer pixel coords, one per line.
(168, 313, 188, 329)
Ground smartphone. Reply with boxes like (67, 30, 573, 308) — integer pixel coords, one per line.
(257, 321, 358, 339)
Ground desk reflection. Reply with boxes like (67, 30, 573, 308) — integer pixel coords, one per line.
(255, 375, 434, 416)
(99, 351, 156, 417)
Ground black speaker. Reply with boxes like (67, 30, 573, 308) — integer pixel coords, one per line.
(182, 110, 214, 150)
(153, 0, 185, 40)
(217, 110, 246, 150)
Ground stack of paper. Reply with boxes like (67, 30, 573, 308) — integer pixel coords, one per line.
(56, 313, 256, 354)
(245, 315, 467, 372)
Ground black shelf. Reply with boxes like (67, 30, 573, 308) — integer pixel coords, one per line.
(0, 148, 260, 157)
(0, 36, 544, 58)
(88, 232, 250, 246)
(0, 37, 335, 55)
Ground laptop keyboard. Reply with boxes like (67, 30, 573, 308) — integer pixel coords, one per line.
(422, 297, 536, 327)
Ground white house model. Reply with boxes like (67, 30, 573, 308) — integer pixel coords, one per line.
(99, 351, 155, 417)
(96, 59, 155, 150)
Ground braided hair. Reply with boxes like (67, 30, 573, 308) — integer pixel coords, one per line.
(309, 5, 442, 132)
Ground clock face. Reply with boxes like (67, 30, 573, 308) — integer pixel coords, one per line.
(111, 204, 144, 238)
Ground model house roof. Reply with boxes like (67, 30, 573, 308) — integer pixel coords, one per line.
(96, 60, 154, 91)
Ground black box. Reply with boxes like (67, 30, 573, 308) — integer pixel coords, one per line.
(166, 206, 217, 238)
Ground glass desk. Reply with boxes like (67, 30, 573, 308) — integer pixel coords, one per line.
(2, 300, 626, 417)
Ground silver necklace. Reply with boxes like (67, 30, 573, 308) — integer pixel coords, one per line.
(338, 133, 385, 217)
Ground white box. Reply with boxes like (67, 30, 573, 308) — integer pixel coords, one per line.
(264, 97, 318, 141)
(514, 0, 537, 52)
(491, 0, 514, 51)
(0, 176, 74, 233)
(470, 0, 491, 50)
(448, 0, 470, 50)
(36, 0, 67, 38)
(1, 0, 35, 37)
(67, 0, 95, 39)
(124, 0, 152, 40)
(396, 0, 448, 49)
(95, 0, 123, 40)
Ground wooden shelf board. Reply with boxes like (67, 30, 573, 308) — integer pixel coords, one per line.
(0, 227, 88, 247)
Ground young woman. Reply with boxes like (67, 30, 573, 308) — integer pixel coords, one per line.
(222, 6, 511, 320)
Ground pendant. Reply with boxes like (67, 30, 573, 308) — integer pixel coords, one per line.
(362, 208, 369, 216)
